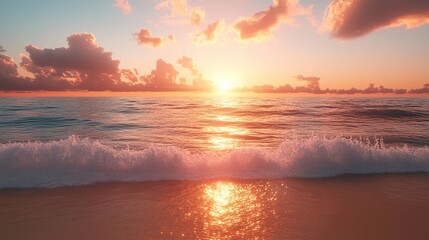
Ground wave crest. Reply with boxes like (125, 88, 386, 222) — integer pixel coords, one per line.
(0, 136, 428, 188)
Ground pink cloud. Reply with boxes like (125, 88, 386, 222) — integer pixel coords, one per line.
(250, 76, 413, 95)
(135, 29, 174, 47)
(141, 58, 212, 91)
(26, 33, 120, 74)
(0, 33, 214, 92)
(177, 55, 198, 75)
(115, 0, 132, 15)
(156, 0, 187, 16)
(21, 33, 124, 91)
(190, 8, 205, 26)
(156, 0, 206, 26)
(322, 0, 429, 39)
(0, 54, 19, 78)
(195, 20, 224, 43)
(0, 53, 71, 91)
(234, 0, 288, 40)
(233, 0, 313, 40)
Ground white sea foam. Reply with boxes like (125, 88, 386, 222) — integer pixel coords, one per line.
(0, 136, 428, 188)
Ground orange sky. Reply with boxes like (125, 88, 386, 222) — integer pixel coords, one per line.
(0, 0, 428, 94)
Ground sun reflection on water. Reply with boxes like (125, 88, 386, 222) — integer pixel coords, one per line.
(200, 181, 263, 239)
(206, 125, 249, 150)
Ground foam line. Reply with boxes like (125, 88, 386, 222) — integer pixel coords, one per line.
(0, 136, 428, 188)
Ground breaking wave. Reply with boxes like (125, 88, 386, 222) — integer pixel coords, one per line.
(0, 136, 428, 188)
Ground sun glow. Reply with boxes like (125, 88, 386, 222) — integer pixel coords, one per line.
(215, 74, 238, 92)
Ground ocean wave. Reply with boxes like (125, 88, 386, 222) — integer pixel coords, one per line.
(0, 136, 428, 188)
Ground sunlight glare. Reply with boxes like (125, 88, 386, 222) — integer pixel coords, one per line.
(201, 181, 262, 237)
(215, 74, 237, 92)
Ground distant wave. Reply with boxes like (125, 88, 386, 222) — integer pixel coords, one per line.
(350, 109, 426, 118)
(0, 136, 428, 188)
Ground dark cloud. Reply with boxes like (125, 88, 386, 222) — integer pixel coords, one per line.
(26, 33, 120, 74)
(0, 45, 6, 53)
(0, 53, 57, 91)
(323, 0, 429, 39)
(0, 54, 19, 78)
(177, 55, 198, 75)
(18, 33, 125, 91)
(409, 84, 429, 94)
(0, 33, 215, 92)
(135, 29, 174, 47)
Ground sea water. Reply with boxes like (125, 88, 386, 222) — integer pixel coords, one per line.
(0, 95, 428, 239)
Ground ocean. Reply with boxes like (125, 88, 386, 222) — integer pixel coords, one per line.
(0, 95, 429, 239)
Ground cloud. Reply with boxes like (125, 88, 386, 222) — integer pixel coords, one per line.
(1, 33, 128, 91)
(190, 8, 205, 26)
(234, 0, 314, 40)
(0, 54, 19, 78)
(141, 58, 212, 91)
(115, 0, 132, 15)
(156, 0, 187, 16)
(135, 29, 174, 47)
(234, 0, 288, 40)
(409, 83, 429, 94)
(249, 76, 415, 95)
(0, 33, 215, 92)
(0, 33, 426, 94)
(322, 0, 429, 39)
(26, 33, 120, 74)
(1, 53, 72, 91)
(296, 75, 320, 91)
(177, 55, 198, 75)
(0, 45, 6, 53)
(156, 0, 205, 26)
(22, 33, 125, 91)
(0, 54, 33, 90)
(195, 20, 224, 43)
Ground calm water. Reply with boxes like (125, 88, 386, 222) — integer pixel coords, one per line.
(1, 95, 429, 239)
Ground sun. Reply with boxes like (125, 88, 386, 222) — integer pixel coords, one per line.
(215, 74, 237, 92)
(217, 81, 235, 92)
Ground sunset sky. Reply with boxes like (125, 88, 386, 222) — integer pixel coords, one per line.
(0, 0, 428, 93)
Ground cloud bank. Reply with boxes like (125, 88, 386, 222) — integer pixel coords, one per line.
(248, 75, 427, 94)
(0, 33, 427, 94)
(0, 33, 214, 92)
(323, 0, 429, 39)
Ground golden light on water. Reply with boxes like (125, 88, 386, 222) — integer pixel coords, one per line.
(200, 181, 263, 239)
(206, 126, 249, 150)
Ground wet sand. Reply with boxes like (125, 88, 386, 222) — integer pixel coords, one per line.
(1, 174, 429, 240)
